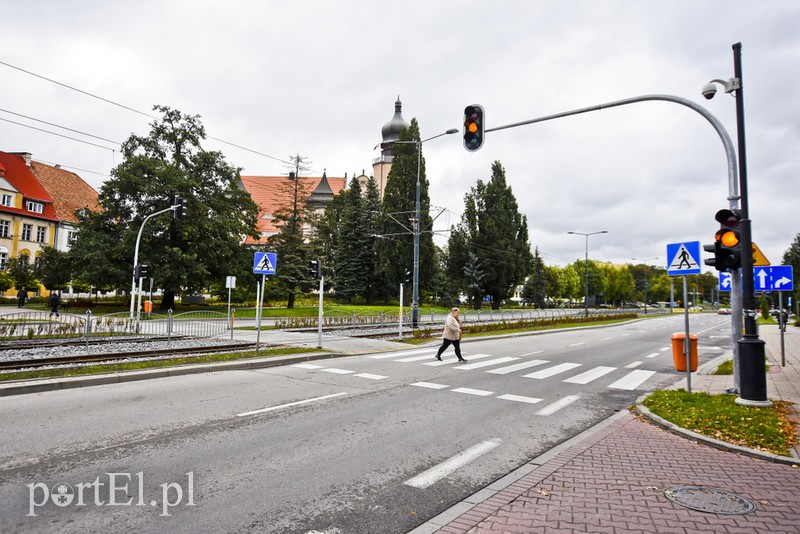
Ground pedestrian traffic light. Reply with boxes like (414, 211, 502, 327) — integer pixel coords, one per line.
(704, 209, 742, 271)
(404, 270, 412, 283)
(463, 104, 485, 152)
(135, 263, 149, 279)
(308, 259, 321, 279)
(173, 196, 184, 220)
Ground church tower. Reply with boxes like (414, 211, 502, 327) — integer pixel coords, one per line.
(372, 96, 410, 198)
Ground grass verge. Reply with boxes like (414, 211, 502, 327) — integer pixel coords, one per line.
(642, 389, 799, 457)
(0, 347, 320, 383)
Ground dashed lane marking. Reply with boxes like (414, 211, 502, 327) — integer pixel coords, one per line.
(497, 394, 543, 405)
(645, 353, 660, 359)
(410, 382, 449, 389)
(321, 368, 355, 375)
(237, 392, 348, 417)
(404, 438, 502, 489)
(354, 373, 387, 380)
(451, 387, 494, 397)
(291, 363, 324, 369)
(625, 361, 643, 368)
(523, 362, 582, 379)
(395, 354, 438, 362)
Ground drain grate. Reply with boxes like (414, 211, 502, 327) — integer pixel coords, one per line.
(664, 486, 756, 515)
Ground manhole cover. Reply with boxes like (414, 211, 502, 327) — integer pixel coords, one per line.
(664, 486, 756, 515)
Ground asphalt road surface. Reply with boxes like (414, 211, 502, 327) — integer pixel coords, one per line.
(0, 314, 732, 533)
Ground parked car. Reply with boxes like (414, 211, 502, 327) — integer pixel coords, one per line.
(717, 308, 731, 315)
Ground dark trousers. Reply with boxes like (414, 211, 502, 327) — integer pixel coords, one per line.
(437, 338, 462, 359)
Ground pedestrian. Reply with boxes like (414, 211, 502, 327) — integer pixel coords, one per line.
(436, 307, 467, 363)
(780, 309, 789, 332)
(17, 287, 28, 308)
(48, 291, 61, 318)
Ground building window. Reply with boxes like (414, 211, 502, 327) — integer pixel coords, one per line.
(67, 231, 77, 245)
(26, 201, 44, 214)
(0, 252, 6, 269)
(34, 255, 43, 270)
(36, 226, 46, 243)
(22, 224, 32, 241)
(0, 220, 9, 238)
(1, 194, 11, 207)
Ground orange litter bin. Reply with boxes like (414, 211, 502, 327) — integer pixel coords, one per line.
(143, 300, 153, 314)
(671, 332, 698, 372)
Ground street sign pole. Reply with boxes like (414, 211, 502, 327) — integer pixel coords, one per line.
(683, 276, 692, 394)
(317, 277, 324, 349)
(779, 291, 785, 367)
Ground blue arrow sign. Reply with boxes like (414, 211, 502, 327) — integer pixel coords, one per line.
(718, 265, 794, 291)
(754, 265, 793, 292)
(666, 241, 702, 276)
(253, 252, 277, 275)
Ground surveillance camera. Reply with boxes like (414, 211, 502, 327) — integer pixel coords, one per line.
(701, 83, 717, 100)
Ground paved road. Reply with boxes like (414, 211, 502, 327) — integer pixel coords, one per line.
(0, 314, 730, 533)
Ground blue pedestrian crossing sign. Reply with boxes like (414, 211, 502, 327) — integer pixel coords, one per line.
(666, 241, 701, 276)
(253, 252, 277, 275)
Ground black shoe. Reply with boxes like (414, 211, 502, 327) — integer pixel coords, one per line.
(458, 358, 467, 363)
(436, 355, 442, 361)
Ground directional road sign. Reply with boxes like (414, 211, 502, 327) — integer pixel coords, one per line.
(719, 265, 793, 292)
(253, 252, 277, 275)
(754, 265, 793, 292)
(667, 241, 702, 276)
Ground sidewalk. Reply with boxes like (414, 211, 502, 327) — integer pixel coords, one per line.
(415, 324, 800, 534)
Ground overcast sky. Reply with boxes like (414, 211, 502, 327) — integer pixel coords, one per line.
(2, 1, 798, 274)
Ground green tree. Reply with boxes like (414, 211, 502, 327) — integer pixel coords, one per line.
(362, 176, 384, 303)
(572, 259, 607, 306)
(333, 176, 371, 302)
(267, 156, 316, 308)
(376, 119, 438, 299)
(6, 255, 39, 292)
(0, 268, 14, 293)
(522, 248, 547, 307)
(35, 246, 73, 291)
(603, 264, 635, 306)
(782, 233, 800, 309)
(459, 161, 533, 309)
(71, 106, 259, 309)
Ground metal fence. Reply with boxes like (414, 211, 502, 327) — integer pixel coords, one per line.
(0, 310, 231, 342)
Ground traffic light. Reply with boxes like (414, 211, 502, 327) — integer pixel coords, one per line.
(135, 264, 149, 279)
(404, 270, 412, 283)
(309, 259, 321, 279)
(704, 209, 742, 271)
(173, 196, 184, 220)
(463, 104, 485, 152)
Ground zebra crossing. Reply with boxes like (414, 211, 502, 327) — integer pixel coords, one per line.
(366, 347, 659, 390)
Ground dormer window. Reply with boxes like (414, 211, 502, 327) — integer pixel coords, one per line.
(26, 201, 44, 214)
(1, 194, 11, 207)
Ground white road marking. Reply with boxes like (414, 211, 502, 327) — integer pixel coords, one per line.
(608, 370, 657, 390)
(660, 347, 670, 352)
(625, 361, 643, 368)
(291, 363, 324, 369)
(645, 353, 660, 359)
(563, 366, 616, 384)
(237, 392, 348, 417)
(486, 359, 550, 375)
(404, 439, 502, 488)
(520, 350, 544, 356)
(454, 357, 518, 370)
(497, 394, 543, 405)
(600, 337, 612, 341)
(355, 373, 387, 380)
(410, 382, 449, 389)
(321, 368, 355, 374)
(395, 354, 438, 362)
(536, 395, 580, 416)
(622, 333, 631, 337)
(523, 362, 582, 379)
(424, 353, 494, 366)
(568, 342, 585, 347)
(451, 387, 494, 396)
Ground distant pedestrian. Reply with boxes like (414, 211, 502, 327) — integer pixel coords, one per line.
(436, 307, 467, 363)
(780, 309, 789, 332)
(48, 292, 61, 318)
(17, 288, 28, 308)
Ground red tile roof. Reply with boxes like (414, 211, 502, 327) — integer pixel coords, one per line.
(0, 151, 58, 222)
(30, 161, 100, 223)
(240, 175, 346, 245)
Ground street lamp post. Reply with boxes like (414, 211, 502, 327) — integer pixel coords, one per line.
(704, 43, 769, 407)
(632, 257, 658, 314)
(568, 231, 607, 317)
(390, 128, 457, 328)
